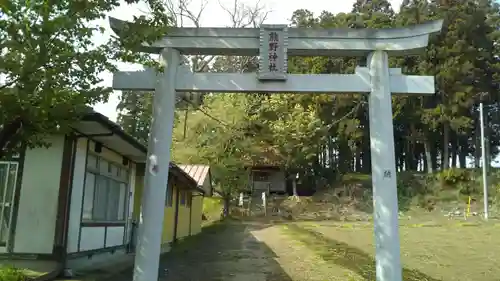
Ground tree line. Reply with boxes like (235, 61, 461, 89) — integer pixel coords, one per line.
(2, 0, 499, 195)
(118, 0, 500, 192)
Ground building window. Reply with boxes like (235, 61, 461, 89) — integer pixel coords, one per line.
(82, 154, 129, 223)
(0, 162, 18, 245)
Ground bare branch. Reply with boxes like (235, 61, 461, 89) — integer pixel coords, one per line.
(218, 0, 269, 28)
(147, 0, 270, 75)
(160, 0, 180, 26)
(157, 0, 205, 27)
(249, 0, 270, 27)
(196, 55, 216, 72)
(213, 0, 271, 73)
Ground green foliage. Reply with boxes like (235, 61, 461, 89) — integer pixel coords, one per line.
(170, 94, 256, 199)
(117, 91, 153, 146)
(202, 197, 224, 223)
(117, 0, 500, 199)
(0, 266, 28, 281)
(0, 0, 168, 157)
(436, 168, 472, 187)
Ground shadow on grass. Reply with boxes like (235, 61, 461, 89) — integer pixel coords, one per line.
(284, 224, 440, 281)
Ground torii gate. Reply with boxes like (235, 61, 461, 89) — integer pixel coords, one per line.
(110, 18, 443, 281)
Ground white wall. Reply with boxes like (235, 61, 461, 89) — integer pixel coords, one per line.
(11, 134, 139, 256)
(14, 136, 65, 253)
(66, 138, 88, 253)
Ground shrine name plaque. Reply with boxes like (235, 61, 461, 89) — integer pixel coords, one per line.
(258, 24, 288, 81)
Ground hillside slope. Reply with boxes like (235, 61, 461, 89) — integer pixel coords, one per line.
(277, 169, 500, 221)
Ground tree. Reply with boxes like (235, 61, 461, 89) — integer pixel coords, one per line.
(119, 0, 500, 197)
(116, 0, 270, 211)
(117, 0, 269, 145)
(171, 94, 256, 216)
(0, 0, 168, 157)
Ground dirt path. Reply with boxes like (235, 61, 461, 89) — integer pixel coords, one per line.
(108, 220, 287, 281)
(157, 221, 290, 281)
(252, 224, 341, 281)
(106, 220, 337, 281)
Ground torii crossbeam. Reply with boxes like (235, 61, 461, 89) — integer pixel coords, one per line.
(113, 66, 434, 94)
(109, 17, 443, 281)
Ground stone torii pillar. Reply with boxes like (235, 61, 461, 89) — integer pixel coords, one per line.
(367, 50, 402, 280)
(110, 18, 443, 281)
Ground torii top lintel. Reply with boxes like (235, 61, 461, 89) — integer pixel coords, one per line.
(109, 17, 443, 57)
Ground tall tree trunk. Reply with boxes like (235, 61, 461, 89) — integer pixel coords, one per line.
(404, 144, 409, 172)
(355, 145, 361, 172)
(451, 135, 458, 168)
(485, 133, 490, 172)
(431, 141, 439, 171)
(423, 137, 433, 173)
(423, 145, 429, 172)
(222, 197, 230, 218)
(458, 136, 467, 168)
(474, 118, 481, 168)
(411, 142, 418, 170)
(328, 136, 335, 168)
(322, 145, 327, 167)
(338, 140, 350, 173)
(423, 130, 436, 174)
(442, 122, 450, 170)
(292, 180, 298, 196)
(361, 121, 371, 173)
(396, 140, 404, 171)
(409, 123, 419, 171)
(416, 143, 424, 171)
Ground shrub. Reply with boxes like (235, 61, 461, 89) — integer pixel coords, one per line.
(0, 266, 29, 281)
(458, 179, 481, 196)
(415, 194, 438, 211)
(397, 172, 433, 198)
(436, 169, 472, 188)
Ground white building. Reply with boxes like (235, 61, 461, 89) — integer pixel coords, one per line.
(0, 111, 147, 276)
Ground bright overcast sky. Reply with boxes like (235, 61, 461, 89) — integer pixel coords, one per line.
(93, 0, 403, 121)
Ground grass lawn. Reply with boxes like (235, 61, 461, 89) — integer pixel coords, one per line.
(281, 219, 500, 281)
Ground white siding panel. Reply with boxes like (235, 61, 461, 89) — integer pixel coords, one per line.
(79, 227, 105, 251)
(105, 226, 125, 247)
(67, 138, 88, 253)
(14, 136, 65, 254)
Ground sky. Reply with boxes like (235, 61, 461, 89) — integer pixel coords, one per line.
(93, 0, 403, 121)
